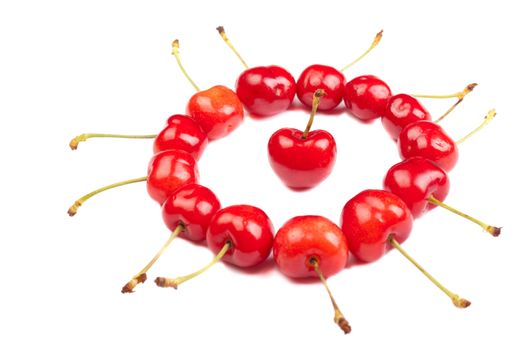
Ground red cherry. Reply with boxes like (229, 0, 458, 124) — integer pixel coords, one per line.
(153, 115, 208, 160)
(236, 66, 296, 117)
(273, 215, 351, 334)
(146, 149, 199, 205)
(340, 189, 413, 263)
(343, 75, 392, 121)
(273, 216, 348, 279)
(397, 120, 458, 172)
(296, 64, 346, 111)
(382, 94, 432, 140)
(383, 157, 449, 218)
(162, 183, 221, 242)
(186, 85, 244, 141)
(206, 205, 274, 267)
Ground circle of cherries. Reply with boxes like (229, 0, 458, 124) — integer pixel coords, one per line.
(68, 27, 500, 334)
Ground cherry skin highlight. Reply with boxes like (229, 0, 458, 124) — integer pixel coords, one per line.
(162, 183, 221, 242)
(382, 94, 432, 140)
(187, 85, 244, 140)
(383, 157, 449, 218)
(296, 65, 346, 111)
(397, 120, 458, 172)
(273, 215, 348, 279)
(206, 205, 274, 267)
(153, 114, 208, 160)
(268, 128, 336, 189)
(146, 149, 199, 205)
(343, 75, 392, 121)
(340, 189, 413, 263)
(236, 66, 296, 117)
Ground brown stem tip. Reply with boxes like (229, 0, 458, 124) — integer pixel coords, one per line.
(336, 316, 352, 334)
(154, 277, 178, 289)
(216, 26, 225, 34)
(453, 296, 471, 309)
(488, 226, 502, 237)
(121, 273, 147, 294)
(69, 138, 79, 150)
(67, 201, 82, 217)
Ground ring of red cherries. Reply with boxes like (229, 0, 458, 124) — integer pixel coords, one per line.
(68, 27, 500, 334)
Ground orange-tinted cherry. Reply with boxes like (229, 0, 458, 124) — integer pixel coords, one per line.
(382, 94, 431, 140)
(341, 189, 412, 263)
(273, 215, 350, 334)
(153, 114, 208, 160)
(384, 157, 501, 236)
(343, 75, 392, 121)
(155, 205, 274, 289)
(268, 90, 336, 189)
(297, 65, 346, 111)
(146, 149, 199, 205)
(162, 183, 221, 242)
(341, 189, 471, 308)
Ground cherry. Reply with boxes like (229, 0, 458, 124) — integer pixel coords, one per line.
(341, 189, 470, 308)
(121, 184, 220, 293)
(297, 31, 383, 111)
(162, 183, 221, 242)
(155, 204, 274, 289)
(382, 94, 431, 140)
(384, 157, 501, 236)
(171, 39, 244, 140)
(153, 114, 208, 160)
(273, 215, 350, 334)
(343, 75, 392, 121)
(268, 90, 336, 189)
(398, 109, 497, 171)
(216, 26, 296, 117)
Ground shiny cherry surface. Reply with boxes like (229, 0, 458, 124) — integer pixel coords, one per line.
(340, 189, 413, 263)
(397, 120, 458, 171)
(268, 128, 336, 189)
(383, 157, 449, 218)
(296, 64, 346, 111)
(153, 114, 208, 160)
(206, 205, 274, 267)
(343, 75, 392, 121)
(273, 216, 348, 279)
(187, 85, 244, 140)
(146, 149, 199, 205)
(162, 184, 221, 241)
(382, 94, 432, 140)
(236, 65, 296, 117)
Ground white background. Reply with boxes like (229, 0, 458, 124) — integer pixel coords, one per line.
(1, 0, 524, 349)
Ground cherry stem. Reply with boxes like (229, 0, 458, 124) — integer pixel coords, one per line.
(388, 236, 471, 308)
(216, 26, 249, 70)
(455, 109, 497, 145)
(340, 30, 383, 72)
(67, 176, 147, 216)
(155, 241, 231, 289)
(122, 224, 185, 293)
(427, 195, 501, 237)
(171, 39, 200, 91)
(302, 89, 325, 139)
(309, 257, 351, 334)
(69, 133, 157, 150)
(411, 83, 477, 123)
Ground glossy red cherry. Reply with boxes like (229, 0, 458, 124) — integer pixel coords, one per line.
(296, 65, 346, 111)
(186, 85, 244, 140)
(343, 75, 392, 121)
(382, 94, 432, 140)
(340, 189, 413, 263)
(146, 149, 199, 205)
(206, 205, 274, 267)
(236, 66, 296, 117)
(273, 215, 351, 334)
(397, 120, 458, 172)
(383, 157, 449, 218)
(153, 114, 208, 160)
(273, 216, 348, 279)
(162, 183, 221, 242)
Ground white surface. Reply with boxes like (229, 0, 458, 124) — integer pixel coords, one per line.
(1, 0, 524, 348)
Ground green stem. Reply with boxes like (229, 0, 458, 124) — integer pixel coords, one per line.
(67, 176, 147, 216)
(302, 89, 325, 139)
(69, 133, 156, 150)
(216, 26, 249, 70)
(340, 30, 383, 72)
(455, 109, 497, 145)
(172, 39, 200, 91)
